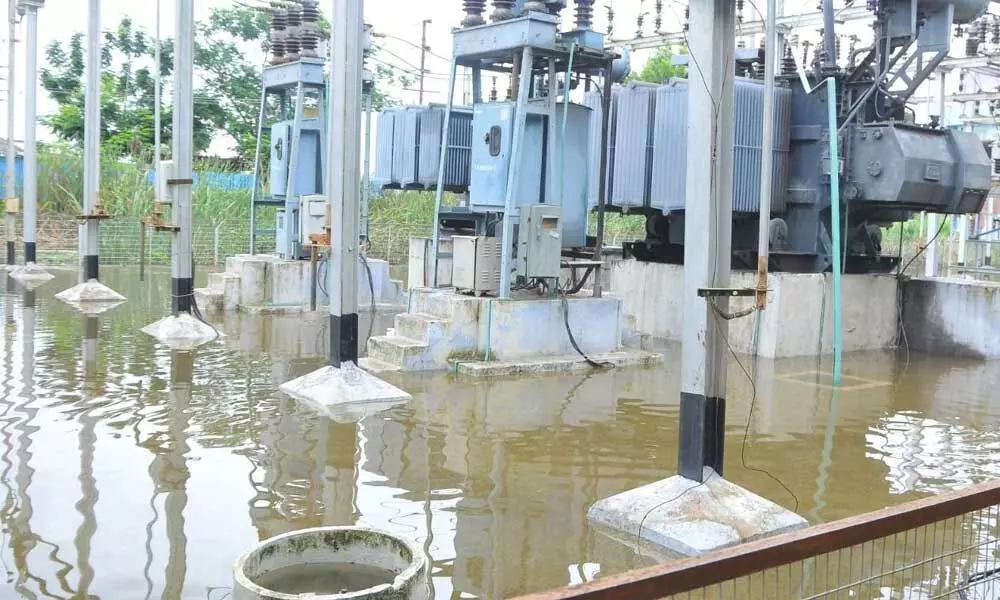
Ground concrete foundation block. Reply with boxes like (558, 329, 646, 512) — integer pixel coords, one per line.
(454, 350, 663, 377)
(902, 277, 1000, 358)
(228, 255, 274, 307)
(588, 469, 808, 558)
(268, 259, 312, 307)
(279, 364, 412, 422)
(55, 279, 127, 315)
(194, 288, 224, 312)
(368, 335, 434, 370)
(8, 263, 54, 284)
(394, 313, 448, 344)
(142, 313, 223, 350)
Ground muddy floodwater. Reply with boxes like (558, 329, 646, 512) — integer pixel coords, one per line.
(1, 267, 999, 599)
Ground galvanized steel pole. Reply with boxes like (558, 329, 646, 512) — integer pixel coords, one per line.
(5, 0, 16, 266)
(154, 0, 161, 206)
(82, 0, 101, 281)
(170, 0, 194, 314)
(756, 0, 777, 309)
(678, 0, 736, 483)
(326, 0, 364, 366)
(22, 1, 38, 265)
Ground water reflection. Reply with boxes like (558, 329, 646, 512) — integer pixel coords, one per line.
(0, 269, 999, 598)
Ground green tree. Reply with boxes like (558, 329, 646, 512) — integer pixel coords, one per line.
(631, 45, 689, 84)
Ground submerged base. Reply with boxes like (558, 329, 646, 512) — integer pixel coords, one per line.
(588, 469, 807, 558)
(8, 263, 54, 283)
(280, 364, 412, 420)
(55, 279, 127, 314)
(142, 313, 223, 350)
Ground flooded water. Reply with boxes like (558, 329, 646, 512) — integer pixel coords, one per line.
(1, 267, 999, 599)
(253, 562, 397, 595)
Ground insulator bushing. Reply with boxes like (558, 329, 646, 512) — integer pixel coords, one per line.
(966, 37, 980, 56)
(462, 0, 487, 27)
(608, 5, 615, 35)
(835, 36, 841, 62)
(285, 28, 301, 60)
(523, 1, 547, 13)
(492, 0, 517, 21)
(992, 20, 999, 45)
(575, 0, 593, 31)
(287, 6, 302, 28)
(300, 29, 319, 57)
(979, 17, 989, 43)
(272, 9, 288, 30)
(300, 0, 319, 23)
(781, 46, 797, 75)
(271, 31, 287, 64)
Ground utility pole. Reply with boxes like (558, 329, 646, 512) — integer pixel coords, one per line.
(154, 0, 161, 205)
(9, 0, 50, 282)
(418, 19, 431, 104)
(679, 0, 737, 483)
(171, 0, 194, 315)
(5, 0, 16, 267)
(925, 72, 946, 278)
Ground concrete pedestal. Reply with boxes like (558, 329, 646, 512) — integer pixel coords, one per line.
(902, 277, 1000, 358)
(609, 260, 899, 358)
(588, 469, 808, 558)
(279, 364, 412, 420)
(55, 279, 126, 314)
(8, 263, 53, 283)
(142, 313, 223, 350)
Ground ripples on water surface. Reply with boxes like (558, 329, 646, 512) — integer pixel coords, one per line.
(1, 268, 999, 599)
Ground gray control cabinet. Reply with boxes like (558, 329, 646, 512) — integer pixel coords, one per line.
(518, 204, 562, 279)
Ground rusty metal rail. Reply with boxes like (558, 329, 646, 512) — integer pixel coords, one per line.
(516, 479, 1000, 600)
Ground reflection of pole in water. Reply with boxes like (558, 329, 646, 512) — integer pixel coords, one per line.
(75, 315, 103, 597)
(161, 350, 193, 599)
(5, 291, 76, 597)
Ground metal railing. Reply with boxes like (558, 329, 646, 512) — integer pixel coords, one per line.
(516, 479, 1000, 600)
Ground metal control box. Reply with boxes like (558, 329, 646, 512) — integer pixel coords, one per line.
(299, 195, 328, 247)
(270, 120, 323, 198)
(276, 209, 289, 259)
(518, 204, 562, 279)
(452, 235, 502, 296)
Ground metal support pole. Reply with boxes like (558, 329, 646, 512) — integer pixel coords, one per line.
(418, 19, 430, 104)
(5, 0, 16, 266)
(249, 85, 267, 255)
(285, 82, 306, 260)
(925, 72, 946, 278)
(326, 0, 364, 367)
(430, 58, 458, 288)
(154, 0, 162, 206)
(822, 0, 836, 71)
(499, 46, 535, 299)
(83, 0, 101, 281)
(361, 92, 372, 242)
(22, 4, 37, 265)
(958, 214, 968, 266)
(593, 56, 613, 298)
(756, 0, 777, 309)
(678, 0, 736, 483)
(170, 0, 194, 314)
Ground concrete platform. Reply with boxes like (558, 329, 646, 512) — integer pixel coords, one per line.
(363, 288, 662, 374)
(195, 254, 405, 313)
(902, 277, 1000, 359)
(450, 350, 663, 377)
(279, 364, 412, 420)
(8, 263, 54, 283)
(608, 259, 899, 358)
(142, 313, 223, 350)
(588, 468, 808, 558)
(55, 279, 127, 314)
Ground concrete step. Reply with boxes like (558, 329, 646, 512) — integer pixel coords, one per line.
(394, 312, 449, 344)
(194, 287, 223, 312)
(208, 271, 240, 291)
(367, 335, 431, 370)
(358, 357, 401, 374)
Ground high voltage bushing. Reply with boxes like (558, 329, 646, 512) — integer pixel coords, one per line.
(299, 0, 320, 58)
(523, 1, 547, 13)
(491, 0, 517, 22)
(966, 36, 979, 56)
(781, 46, 797, 75)
(835, 36, 842, 62)
(575, 0, 593, 31)
(978, 17, 988, 44)
(654, 0, 662, 31)
(271, 9, 288, 64)
(992, 17, 1000, 45)
(608, 5, 616, 35)
(462, 0, 487, 27)
(285, 4, 302, 61)
(737, 0, 744, 24)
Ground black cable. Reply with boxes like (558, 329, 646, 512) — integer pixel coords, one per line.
(556, 283, 613, 369)
(898, 217, 947, 276)
(634, 473, 715, 552)
(359, 253, 376, 349)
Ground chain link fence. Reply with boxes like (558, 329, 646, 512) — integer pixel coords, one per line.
(0, 214, 433, 268)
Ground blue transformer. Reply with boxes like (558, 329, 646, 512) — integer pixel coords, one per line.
(469, 101, 592, 247)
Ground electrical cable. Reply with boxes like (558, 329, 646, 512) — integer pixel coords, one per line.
(188, 257, 221, 340)
(634, 472, 715, 553)
(360, 252, 376, 349)
(556, 283, 613, 369)
(898, 217, 947, 276)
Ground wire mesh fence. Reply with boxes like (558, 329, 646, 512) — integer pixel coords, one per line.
(0, 214, 433, 268)
(515, 480, 1000, 600)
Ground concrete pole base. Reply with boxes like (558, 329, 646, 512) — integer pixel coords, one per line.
(279, 364, 412, 422)
(8, 263, 54, 283)
(142, 313, 223, 350)
(588, 468, 808, 558)
(55, 279, 127, 314)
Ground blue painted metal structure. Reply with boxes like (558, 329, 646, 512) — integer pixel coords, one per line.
(248, 57, 327, 259)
